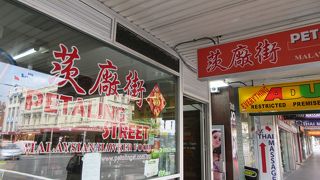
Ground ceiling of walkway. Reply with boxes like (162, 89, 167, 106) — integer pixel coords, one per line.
(98, 0, 320, 85)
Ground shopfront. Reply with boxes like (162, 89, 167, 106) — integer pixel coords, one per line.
(0, 0, 182, 179)
(297, 119, 318, 160)
(237, 80, 320, 179)
(197, 18, 320, 179)
(277, 119, 299, 177)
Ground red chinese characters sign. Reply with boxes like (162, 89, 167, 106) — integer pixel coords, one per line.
(198, 23, 320, 79)
(52, 44, 86, 95)
(50, 43, 165, 115)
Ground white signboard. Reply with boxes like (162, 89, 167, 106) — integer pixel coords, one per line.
(82, 153, 101, 180)
(257, 122, 281, 180)
(144, 158, 159, 178)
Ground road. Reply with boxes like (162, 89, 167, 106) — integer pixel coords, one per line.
(0, 153, 148, 180)
(0, 154, 72, 179)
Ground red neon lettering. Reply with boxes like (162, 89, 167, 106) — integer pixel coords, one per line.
(102, 123, 150, 140)
(135, 125, 143, 140)
(97, 143, 104, 152)
(104, 105, 115, 121)
(82, 143, 89, 152)
(104, 106, 126, 122)
(46, 142, 52, 153)
(44, 92, 58, 113)
(128, 124, 136, 140)
(77, 143, 82, 152)
(87, 100, 98, 119)
(71, 98, 85, 117)
(59, 95, 73, 115)
(98, 102, 103, 119)
(102, 127, 110, 140)
(70, 143, 76, 152)
(143, 126, 149, 140)
(56, 143, 63, 153)
(119, 123, 128, 140)
(105, 143, 117, 152)
(25, 90, 43, 110)
(264, 87, 283, 101)
(89, 143, 95, 152)
(63, 142, 69, 153)
(111, 123, 117, 139)
(24, 142, 36, 154)
(119, 107, 125, 122)
(36, 142, 45, 153)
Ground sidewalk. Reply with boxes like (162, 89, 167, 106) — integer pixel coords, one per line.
(285, 152, 320, 180)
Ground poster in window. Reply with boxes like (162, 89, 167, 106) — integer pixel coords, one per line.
(212, 125, 225, 180)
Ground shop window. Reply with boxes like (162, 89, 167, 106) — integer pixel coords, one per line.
(241, 113, 257, 167)
(0, 0, 178, 179)
(11, 107, 15, 117)
(8, 108, 11, 118)
(10, 122, 13, 131)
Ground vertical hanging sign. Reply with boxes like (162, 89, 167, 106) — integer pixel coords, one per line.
(256, 125, 280, 180)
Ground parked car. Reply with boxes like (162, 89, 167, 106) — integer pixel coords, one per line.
(0, 143, 23, 160)
(14, 140, 34, 154)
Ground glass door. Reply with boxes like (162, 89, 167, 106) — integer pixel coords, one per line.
(183, 96, 206, 180)
(279, 129, 290, 175)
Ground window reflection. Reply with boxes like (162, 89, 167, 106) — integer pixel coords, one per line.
(0, 0, 178, 179)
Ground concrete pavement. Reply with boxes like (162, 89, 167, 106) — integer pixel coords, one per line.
(285, 152, 320, 180)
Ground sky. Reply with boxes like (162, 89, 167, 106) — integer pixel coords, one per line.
(0, 62, 57, 102)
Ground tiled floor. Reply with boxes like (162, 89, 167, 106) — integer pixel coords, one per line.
(285, 152, 320, 180)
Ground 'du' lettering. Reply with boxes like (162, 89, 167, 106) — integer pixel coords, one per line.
(300, 83, 320, 98)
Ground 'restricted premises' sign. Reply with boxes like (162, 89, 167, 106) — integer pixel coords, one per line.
(239, 80, 320, 113)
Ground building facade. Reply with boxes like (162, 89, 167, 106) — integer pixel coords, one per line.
(0, 0, 212, 179)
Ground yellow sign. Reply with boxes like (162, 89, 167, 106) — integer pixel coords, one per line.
(239, 80, 320, 113)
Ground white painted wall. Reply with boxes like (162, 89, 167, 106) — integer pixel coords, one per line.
(183, 63, 210, 103)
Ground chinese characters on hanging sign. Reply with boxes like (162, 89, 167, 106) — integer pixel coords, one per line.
(198, 23, 320, 79)
(204, 40, 280, 73)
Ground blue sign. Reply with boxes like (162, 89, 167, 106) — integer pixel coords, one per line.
(295, 120, 320, 126)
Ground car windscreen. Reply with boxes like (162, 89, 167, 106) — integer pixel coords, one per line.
(2, 144, 19, 149)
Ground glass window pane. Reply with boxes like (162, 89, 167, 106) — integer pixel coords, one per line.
(0, 0, 178, 179)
